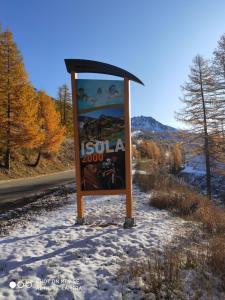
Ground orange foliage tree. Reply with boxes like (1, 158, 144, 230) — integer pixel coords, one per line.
(31, 91, 66, 167)
(139, 140, 161, 163)
(170, 143, 183, 173)
(0, 29, 44, 170)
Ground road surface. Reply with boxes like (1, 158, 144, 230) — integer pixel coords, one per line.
(0, 170, 75, 206)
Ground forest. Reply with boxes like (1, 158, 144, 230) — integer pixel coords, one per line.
(0, 26, 74, 177)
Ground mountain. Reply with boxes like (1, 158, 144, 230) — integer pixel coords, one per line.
(131, 116, 176, 132)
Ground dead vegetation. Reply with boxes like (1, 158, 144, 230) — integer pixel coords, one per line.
(131, 170, 225, 298)
(118, 248, 182, 299)
(134, 172, 225, 234)
(118, 235, 225, 299)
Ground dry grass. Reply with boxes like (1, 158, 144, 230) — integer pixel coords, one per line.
(150, 190, 205, 215)
(150, 190, 225, 234)
(206, 234, 225, 286)
(118, 238, 225, 299)
(117, 248, 183, 300)
(194, 203, 225, 234)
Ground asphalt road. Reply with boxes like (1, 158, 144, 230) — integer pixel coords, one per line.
(0, 170, 75, 206)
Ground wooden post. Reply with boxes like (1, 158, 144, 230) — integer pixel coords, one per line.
(123, 77, 135, 228)
(71, 72, 85, 224)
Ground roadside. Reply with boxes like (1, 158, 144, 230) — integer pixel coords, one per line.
(0, 170, 75, 207)
(0, 139, 74, 181)
(0, 183, 75, 236)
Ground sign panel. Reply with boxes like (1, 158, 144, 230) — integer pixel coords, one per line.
(77, 79, 126, 191)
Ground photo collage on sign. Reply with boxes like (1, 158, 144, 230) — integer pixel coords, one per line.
(77, 79, 126, 191)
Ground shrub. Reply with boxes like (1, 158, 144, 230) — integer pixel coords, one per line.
(194, 204, 225, 234)
(150, 188, 207, 216)
(135, 172, 225, 234)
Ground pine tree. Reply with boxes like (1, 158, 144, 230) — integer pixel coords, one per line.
(0, 29, 43, 170)
(176, 55, 216, 198)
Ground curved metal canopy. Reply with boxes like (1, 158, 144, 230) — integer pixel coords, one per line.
(64, 59, 144, 85)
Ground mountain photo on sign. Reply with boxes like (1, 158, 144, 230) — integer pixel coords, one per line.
(77, 79, 125, 191)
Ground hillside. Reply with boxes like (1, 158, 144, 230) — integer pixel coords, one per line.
(0, 139, 75, 180)
(131, 116, 177, 132)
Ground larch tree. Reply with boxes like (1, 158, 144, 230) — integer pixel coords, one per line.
(0, 29, 43, 170)
(213, 34, 225, 91)
(139, 140, 161, 163)
(57, 86, 63, 124)
(57, 84, 72, 132)
(211, 34, 225, 174)
(176, 55, 216, 198)
(56, 84, 73, 136)
(32, 91, 65, 167)
(170, 143, 183, 174)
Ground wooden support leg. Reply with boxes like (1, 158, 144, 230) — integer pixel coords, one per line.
(123, 77, 135, 228)
(75, 194, 85, 225)
(124, 192, 135, 228)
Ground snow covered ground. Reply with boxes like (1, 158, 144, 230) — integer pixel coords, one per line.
(0, 186, 193, 300)
(181, 165, 205, 176)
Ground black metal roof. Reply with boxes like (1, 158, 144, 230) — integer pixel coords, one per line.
(64, 59, 144, 85)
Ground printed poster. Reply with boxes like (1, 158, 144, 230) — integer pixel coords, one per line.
(77, 79, 126, 191)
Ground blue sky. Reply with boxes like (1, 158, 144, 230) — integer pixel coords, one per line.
(1, 0, 225, 128)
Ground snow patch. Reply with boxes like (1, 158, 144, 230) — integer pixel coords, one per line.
(0, 187, 191, 299)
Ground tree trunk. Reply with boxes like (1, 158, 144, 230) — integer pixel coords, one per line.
(27, 151, 41, 167)
(221, 120, 225, 137)
(63, 97, 66, 125)
(204, 135, 212, 199)
(5, 148, 10, 171)
(59, 97, 62, 123)
(6, 41, 11, 172)
(59, 94, 63, 125)
(200, 71, 212, 199)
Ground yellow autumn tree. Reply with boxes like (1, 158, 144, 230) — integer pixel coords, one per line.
(0, 29, 44, 170)
(139, 140, 161, 163)
(31, 91, 65, 166)
(170, 143, 183, 173)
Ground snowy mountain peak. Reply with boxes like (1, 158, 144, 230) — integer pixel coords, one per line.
(131, 116, 176, 132)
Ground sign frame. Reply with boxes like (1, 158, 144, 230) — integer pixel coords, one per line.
(65, 59, 143, 228)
